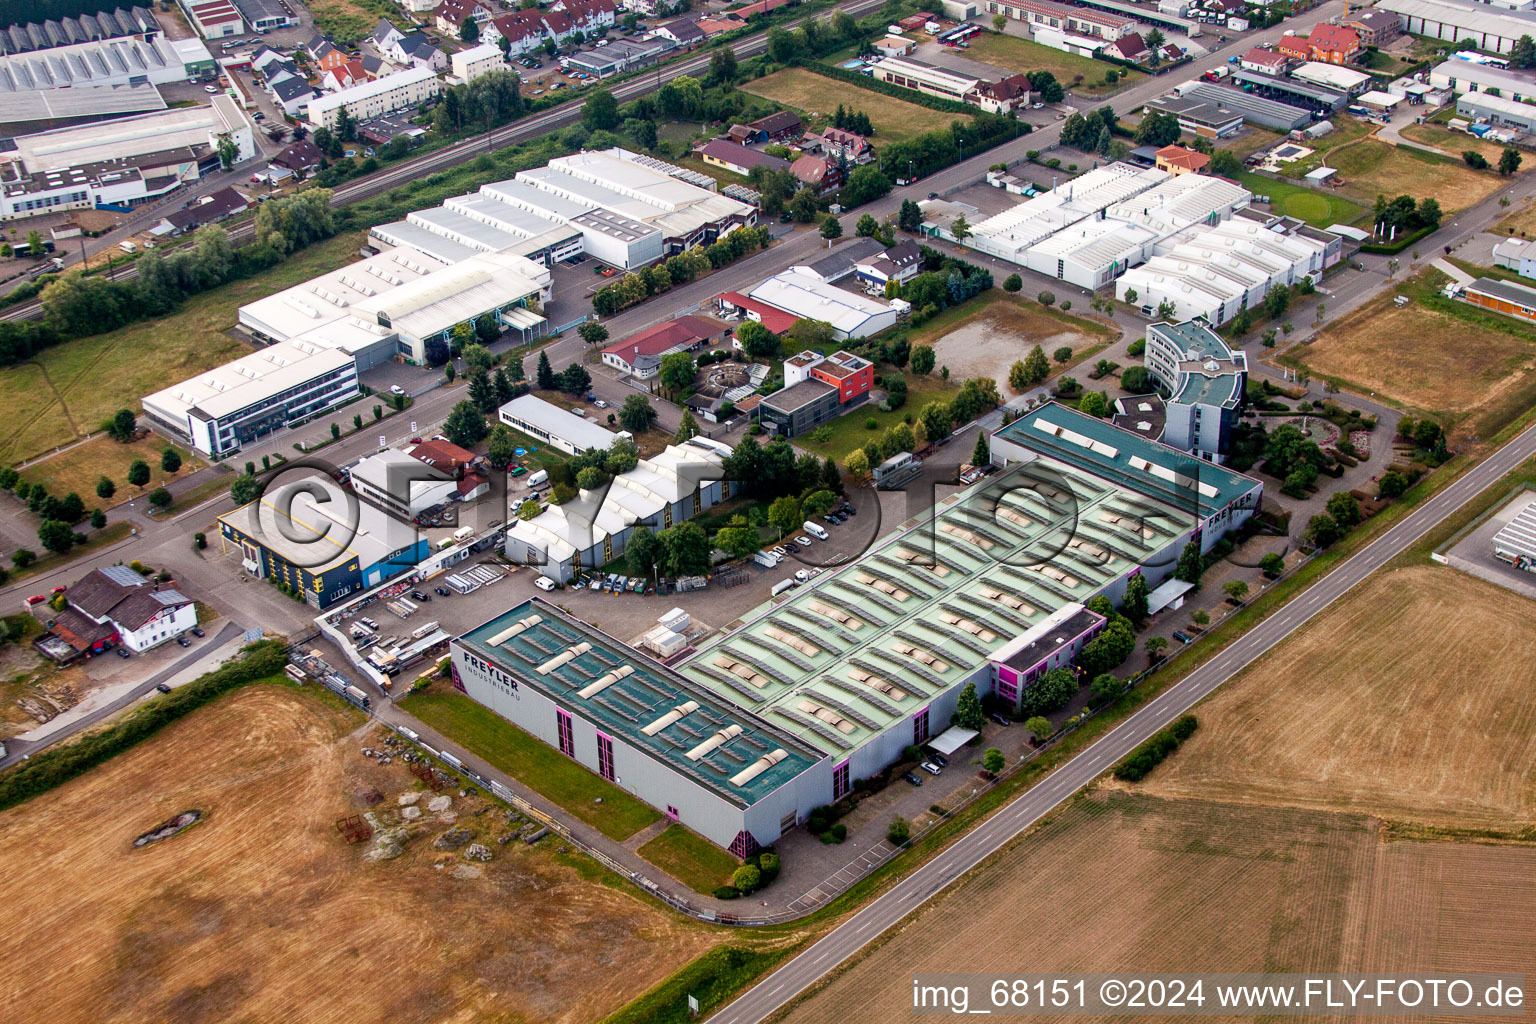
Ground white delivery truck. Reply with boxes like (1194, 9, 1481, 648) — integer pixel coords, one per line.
(527, 469, 549, 488)
(803, 521, 829, 540)
(753, 550, 780, 568)
(770, 578, 797, 596)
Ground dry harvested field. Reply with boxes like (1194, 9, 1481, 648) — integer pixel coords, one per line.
(1398, 123, 1507, 166)
(923, 294, 1113, 397)
(1138, 566, 1536, 831)
(1297, 282, 1536, 428)
(1495, 196, 1536, 238)
(780, 793, 1536, 1024)
(0, 684, 717, 1024)
(741, 69, 958, 143)
(1332, 139, 1503, 214)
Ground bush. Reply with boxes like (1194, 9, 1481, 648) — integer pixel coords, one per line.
(712, 885, 741, 899)
(830, 822, 847, 842)
(887, 817, 910, 846)
(1113, 715, 1198, 782)
(757, 851, 781, 883)
(0, 641, 287, 812)
(731, 864, 762, 893)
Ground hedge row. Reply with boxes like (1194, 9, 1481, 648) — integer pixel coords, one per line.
(1359, 224, 1434, 255)
(0, 640, 288, 812)
(1112, 714, 1198, 782)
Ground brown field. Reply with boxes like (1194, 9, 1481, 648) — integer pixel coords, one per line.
(1137, 566, 1536, 830)
(19, 434, 202, 505)
(919, 292, 1116, 397)
(1398, 123, 1508, 165)
(742, 69, 958, 143)
(1494, 194, 1536, 238)
(1332, 139, 1502, 214)
(0, 684, 718, 1024)
(780, 793, 1536, 1024)
(1296, 282, 1536, 424)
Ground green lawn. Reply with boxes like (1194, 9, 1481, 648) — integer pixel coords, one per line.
(1236, 172, 1366, 228)
(964, 32, 1140, 96)
(400, 686, 662, 841)
(638, 824, 741, 893)
(799, 372, 960, 466)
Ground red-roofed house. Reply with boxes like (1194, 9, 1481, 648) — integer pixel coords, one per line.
(807, 127, 874, 164)
(791, 155, 843, 194)
(409, 438, 479, 477)
(1239, 46, 1290, 74)
(602, 315, 725, 378)
(1155, 144, 1209, 175)
(435, 0, 491, 35)
(484, 10, 548, 54)
(1278, 23, 1360, 65)
(322, 58, 372, 92)
(716, 292, 798, 334)
(968, 72, 1035, 114)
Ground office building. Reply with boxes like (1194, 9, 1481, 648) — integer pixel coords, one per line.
(306, 65, 440, 130)
(1143, 320, 1247, 461)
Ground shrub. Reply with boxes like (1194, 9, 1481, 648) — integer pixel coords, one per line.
(1113, 715, 1198, 782)
(756, 851, 781, 883)
(713, 885, 741, 899)
(887, 817, 910, 845)
(830, 822, 847, 842)
(731, 864, 762, 893)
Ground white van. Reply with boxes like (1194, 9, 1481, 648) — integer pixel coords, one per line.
(803, 521, 829, 541)
(453, 525, 474, 541)
(118, 240, 138, 254)
(527, 469, 549, 488)
(534, 575, 557, 592)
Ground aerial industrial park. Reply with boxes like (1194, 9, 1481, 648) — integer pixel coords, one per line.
(0, 0, 1531, 1019)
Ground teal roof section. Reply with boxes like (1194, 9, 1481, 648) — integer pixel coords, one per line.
(458, 599, 823, 807)
(1153, 318, 1233, 360)
(994, 402, 1261, 520)
(1151, 320, 1246, 413)
(674, 457, 1188, 758)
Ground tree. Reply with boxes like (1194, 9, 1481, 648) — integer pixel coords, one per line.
(619, 394, 658, 433)
(1024, 716, 1053, 742)
(845, 448, 871, 479)
(909, 344, 935, 376)
(1145, 635, 1168, 661)
(1501, 146, 1523, 176)
(1144, 26, 1166, 62)
(160, 448, 182, 474)
(11, 548, 35, 569)
(443, 400, 488, 447)
(992, 12, 1007, 30)
(1022, 344, 1050, 385)
(559, 362, 591, 395)
(1209, 148, 1243, 178)
(1307, 512, 1342, 548)
(575, 466, 608, 491)
(1020, 667, 1077, 716)
(819, 216, 843, 242)
(127, 460, 150, 488)
(216, 134, 239, 171)
(708, 45, 738, 86)
(583, 88, 619, 131)
(148, 487, 173, 510)
(983, 747, 1005, 774)
(1464, 150, 1490, 170)
(1133, 110, 1181, 147)
(229, 472, 258, 505)
(674, 410, 700, 443)
(767, 495, 801, 538)
(735, 320, 780, 360)
(1223, 580, 1250, 604)
(1259, 552, 1285, 578)
(107, 408, 136, 443)
(898, 198, 922, 233)
(949, 214, 970, 244)
(954, 682, 986, 731)
(1123, 572, 1150, 625)
(803, 489, 837, 518)
(1378, 469, 1409, 499)
(1003, 273, 1022, 293)
(90, 509, 106, 530)
(1326, 491, 1361, 529)
(855, 213, 880, 238)
(1078, 391, 1109, 417)
(37, 520, 75, 554)
(660, 521, 710, 576)
(626, 526, 661, 577)
(1174, 540, 1203, 586)
(971, 429, 989, 468)
(887, 817, 910, 846)
(1037, 290, 1055, 308)
(658, 352, 696, 393)
(1089, 673, 1122, 707)
(1120, 365, 1154, 393)
(96, 476, 116, 501)
(487, 424, 518, 467)
(578, 321, 610, 346)
(536, 350, 556, 390)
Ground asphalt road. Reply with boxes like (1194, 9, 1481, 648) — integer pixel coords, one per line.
(707, 418, 1536, 1024)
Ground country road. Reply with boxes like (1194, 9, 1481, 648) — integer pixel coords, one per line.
(708, 418, 1536, 1024)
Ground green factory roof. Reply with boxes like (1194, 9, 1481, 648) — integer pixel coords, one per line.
(994, 402, 1260, 520)
(674, 456, 1187, 758)
(457, 599, 824, 807)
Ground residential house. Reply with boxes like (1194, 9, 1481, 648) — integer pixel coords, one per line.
(322, 58, 371, 92)
(601, 315, 723, 378)
(388, 32, 447, 71)
(371, 19, 405, 51)
(1239, 45, 1290, 74)
(42, 566, 198, 659)
(552, 0, 617, 30)
(303, 32, 333, 60)
(873, 35, 915, 57)
(653, 16, 705, 46)
(269, 75, 317, 117)
(451, 42, 507, 82)
(853, 239, 922, 291)
(1278, 23, 1360, 65)
(791, 155, 842, 193)
(1339, 8, 1401, 46)
(1155, 144, 1209, 175)
(968, 73, 1035, 114)
(485, 10, 549, 55)
(315, 43, 351, 75)
(272, 138, 323, 178)
(698, 139, 789, 176)
(251, 45, 287, 75)
(409, 437, 480, 477)
(1103, 32, 1147, 62)
(747, 109, 802, 142)
(155, 185, 248, 235)
(696, 12, 746, 36)
(435, 0, 491, 36)
(809, 127, 874, 164)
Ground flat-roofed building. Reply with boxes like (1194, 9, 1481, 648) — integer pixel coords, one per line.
(747, 267, 903, 339)
(1145, 93, 1246, 137)
(870, 55, 980, 103)
(1430, 57, 1536, 99)
(1465, 275, 1536, 323)
(756, 378, 840, 438)
(1144, 320, 1247, 461)
(985, 0, 1140, 39)
(1375, 0, 1536, 55)
(498, 393, 619, 456)
(349, 448, 458, 519)
(306, 65, 440, 130)
(218, 472, 429, 607)
(450, 41, 506, 82)
(1178, 82, 1314, 131)
(960, 163, 1171, 264)
(1456, 89, 1536, 131)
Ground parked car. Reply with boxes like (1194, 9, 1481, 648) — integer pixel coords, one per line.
(176, 636, 191, 648)
(990, 713, 1011, 727)
(434, 586, 451, 597)
(795, 536, 812, 547)
(1172, 630, 1193, 645)
(593, 398, 608, 408)
(534, 575, 556, 592)
(411, 590, 431, 601)
(116, 647, 131, 658)
(927, 751, 947, 767)
(920, 761, 942, 776)
(902, 771, 924, 787)
(389, 384, 405, 396)
(156, 683, 172, 693)
(190, 627, 205, 638)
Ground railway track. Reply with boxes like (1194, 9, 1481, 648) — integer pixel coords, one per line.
(0, 0, 881, 324)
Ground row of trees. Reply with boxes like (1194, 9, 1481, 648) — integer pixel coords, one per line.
(842, 377, 1001, 478)
(591, 226, 772, 316)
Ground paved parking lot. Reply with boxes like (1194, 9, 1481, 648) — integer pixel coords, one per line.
(1444, 488, 1536, 600)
